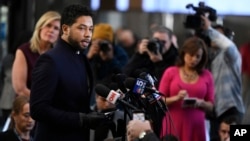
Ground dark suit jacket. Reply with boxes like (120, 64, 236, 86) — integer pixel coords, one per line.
(30, 39, 94, 141)
(123, 44, 178, 83)
(142, 132, 160, 141)
(0, 129, 20, 141)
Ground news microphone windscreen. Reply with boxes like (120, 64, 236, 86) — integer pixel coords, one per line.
(95, 84, 110, 98)
(124, 77, 136, 90)
(139, 72, 156, 87)
(133, 68, 150, 77)
(139, 72, 147, 78)
(112, 73, 126, 81)
(124, 77, 148, 94)
(111, 73, 128, 93)
(108, 83, 119, 91)
(133, 69, 143, 78)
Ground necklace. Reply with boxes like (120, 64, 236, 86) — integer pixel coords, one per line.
(182, 68, 198, 81)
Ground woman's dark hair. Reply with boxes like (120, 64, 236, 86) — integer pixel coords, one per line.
(176, 37, 208, 74)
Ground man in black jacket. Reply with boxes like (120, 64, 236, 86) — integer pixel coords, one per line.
(123, 26, 178, 85)
(30, 4, 106, 141)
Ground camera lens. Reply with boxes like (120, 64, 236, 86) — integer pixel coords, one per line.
(147, 38, 163, 54)
(99, 41, 111, 52)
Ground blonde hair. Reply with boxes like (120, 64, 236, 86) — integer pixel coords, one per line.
(30, 11, 61, 53)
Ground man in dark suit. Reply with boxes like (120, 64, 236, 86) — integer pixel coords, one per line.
(30, 4, 106, 141)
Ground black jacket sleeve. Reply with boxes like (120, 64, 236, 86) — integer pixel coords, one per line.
(142, 132, 160, 141)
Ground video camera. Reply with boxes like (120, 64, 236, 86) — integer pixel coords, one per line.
(184, 2, 217, 29)
(147, 38, 164, 54)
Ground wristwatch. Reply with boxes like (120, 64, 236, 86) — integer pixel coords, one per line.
(138, 130, 153, 139)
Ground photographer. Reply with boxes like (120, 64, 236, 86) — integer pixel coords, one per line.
(87, 23, 128, 85)
(201, 15, 245, 139)
(123, 25, 178, 85)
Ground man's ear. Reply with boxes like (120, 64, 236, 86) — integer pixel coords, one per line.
(61, 24, 69, 35)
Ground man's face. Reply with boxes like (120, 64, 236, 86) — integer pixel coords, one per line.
(117, 30, 135, 48)
(152, 32, 171, 54)
(13, 103, 35, 132)
(219, 122, 230, 141)
(64, 16, 93, 49)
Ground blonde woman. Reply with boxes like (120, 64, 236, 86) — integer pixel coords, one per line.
(12, 11, 61, 97)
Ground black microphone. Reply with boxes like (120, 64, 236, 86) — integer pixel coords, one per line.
(95, 84, 139, 111)
(124, 77, 167, 113)
(132, 68, 150, 78)
(139, 72, 157, 88)
(138, 72, 162, 103)
(111, 73, 128, 93)
(124, 77, 163, 96)
(108, 82, 125, 99)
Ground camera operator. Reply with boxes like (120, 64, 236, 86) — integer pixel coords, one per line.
(123, 25, 178, 85)
(200, 15, 245, 139)
(87, 23, 128, 85)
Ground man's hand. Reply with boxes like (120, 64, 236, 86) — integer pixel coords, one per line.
(80, 112, 107, 129)
(201, 15, 211, 31)
(127, 120, 153, 141)
(147, 49, 163, 62)
(138, 39, 149, 54)
(87, 40, 100, 59)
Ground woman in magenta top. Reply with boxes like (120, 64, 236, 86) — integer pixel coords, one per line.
(159, 37, 214, 141)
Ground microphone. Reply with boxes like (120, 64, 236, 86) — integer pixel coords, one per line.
(132, 68, 150, 78)
(124, 77, 163, 96)
(139, 72, 157, 88)
(124, 77, 167, 113)
(95, 84, 139, 111)
(107, 82, 125, 99)
(138, 72, 162, 102)
(111, 73, 128, 93)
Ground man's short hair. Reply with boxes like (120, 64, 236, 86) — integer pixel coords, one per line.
(150, 25, 173, 39)
(61, 4, 93, 26)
